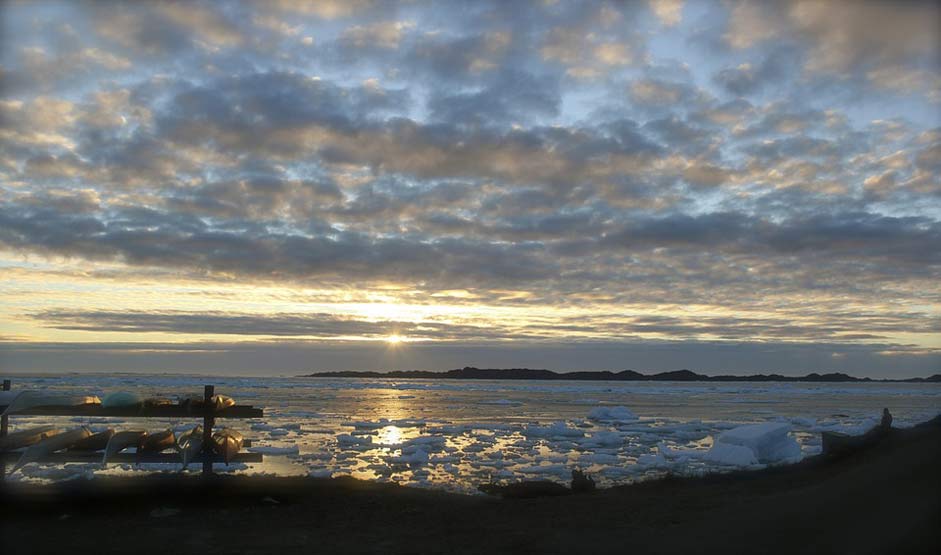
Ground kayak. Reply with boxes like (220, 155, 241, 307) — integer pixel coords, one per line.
(179, 396, 208, 412)
(0, 426, 61, 451)
(139, 429, 176, 454)
(102, 391, 143, 408)
(211, 395, 236, 411)
(143, 397, 173, 408)
(177, 425, 204, 469)
(2, 392, 101, 415)
(68, 428, 116, 451)
(101, 430, 147, 464)
(211, 429, 243, 464)
(12, 427, 92, 474)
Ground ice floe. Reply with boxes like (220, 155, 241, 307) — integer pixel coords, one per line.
(711, 422, 801, 464)
(5, 373, 938, 492)
(587, 406, 638, 423)
(522, 421, 584, 438)
(703, 443, 759, 466)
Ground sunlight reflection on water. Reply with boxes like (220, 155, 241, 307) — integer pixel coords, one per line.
(4, 375, 939, 492)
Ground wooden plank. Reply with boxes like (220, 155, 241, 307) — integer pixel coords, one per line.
(1, 451, 263, 464)
(1, 379, 9, 436)
(9, 405, 263, 418)
(1, 379, 8, 479)
(202, 385, 215, 476)
(0, 438, 253, 451)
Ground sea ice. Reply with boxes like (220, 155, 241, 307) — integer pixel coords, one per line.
(336, 434, 373, 447)
(522, 421, 584, 438)
(656, 441, 706, 460)
(580, 453, 620, 465)
(635, 452, 667, 467)
(352, 419, 391, 429)
(578, 430, 624, 448)
(711, 422, 801, 464)
(703, 442, 758, 466)
(789, 417, 816, 428)
(388, 448, 429, 465)
(587, 406, 637, 423)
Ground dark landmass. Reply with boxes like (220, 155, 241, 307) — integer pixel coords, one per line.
(304, 366, 941, 383)
(2, 416, 938, 554)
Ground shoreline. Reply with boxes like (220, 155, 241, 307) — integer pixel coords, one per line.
(302, 367, 941, 383)
(3, 417, 938, 554)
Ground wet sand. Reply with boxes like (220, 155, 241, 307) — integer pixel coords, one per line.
(2, 418, 938, 554)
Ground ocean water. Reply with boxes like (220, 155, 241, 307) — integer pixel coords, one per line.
(4, 374, 940, 492)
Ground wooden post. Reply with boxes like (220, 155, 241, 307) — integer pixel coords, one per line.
(1, 379, 10, 479)
(202, 385, 214, 476)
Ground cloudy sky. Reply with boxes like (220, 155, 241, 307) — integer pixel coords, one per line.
(1, 0, 939, 377)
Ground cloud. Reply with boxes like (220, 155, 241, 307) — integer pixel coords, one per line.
(649, 0, 684, 27)
(93, 2, 244, 55)
(1, 0, 939, 377)
(722, 0, 940, 100)
(340, 20, 414, 50)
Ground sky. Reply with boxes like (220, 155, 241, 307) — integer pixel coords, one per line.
(0, 0, 939, 377)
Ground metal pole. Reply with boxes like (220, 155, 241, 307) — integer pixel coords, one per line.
(202, 385, 214, 476)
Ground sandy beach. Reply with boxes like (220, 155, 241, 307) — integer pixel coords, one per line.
(2, 417, 938, 554)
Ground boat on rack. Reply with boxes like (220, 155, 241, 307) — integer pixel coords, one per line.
(212, 429, 243, 464)
(101, 430, 147, 465)
(12, 427, 92, 474)
(0, 426, 61, 451)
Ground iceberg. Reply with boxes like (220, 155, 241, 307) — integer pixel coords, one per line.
(703, 442, 758, 466)
(711, 422, 801, 464)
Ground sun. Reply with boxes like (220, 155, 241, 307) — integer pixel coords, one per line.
(385, 334, 405, 345)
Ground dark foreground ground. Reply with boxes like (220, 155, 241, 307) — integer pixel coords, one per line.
(2, 418, 939, 555)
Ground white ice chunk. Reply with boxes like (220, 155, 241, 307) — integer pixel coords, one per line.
(579, 430, 624, 448)
(587, 406, 637, 423)
(703, 442, 758, 466)
(522, 421, 584, 438)
(580, 453, 620, 465)
(790, 417, 816, 428)
(351, 419, 390, 429)
(713, 422, 801, 464)
(389, 448, 429, 465)
(657, 442, 705, 460)
(636, 452, 667, 467)
(336, 434, 373, 447)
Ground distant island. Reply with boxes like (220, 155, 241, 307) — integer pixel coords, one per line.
(302, 367, 941, 383)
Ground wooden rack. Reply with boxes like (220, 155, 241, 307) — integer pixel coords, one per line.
(0, 381, 264, 478)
